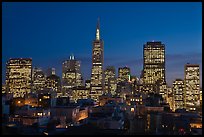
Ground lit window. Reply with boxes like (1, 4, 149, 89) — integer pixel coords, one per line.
(37, 112, 43, 116)
(131, 108, 134, 112)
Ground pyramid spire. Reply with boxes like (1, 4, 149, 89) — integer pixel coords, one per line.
(96, 17, 100, 40)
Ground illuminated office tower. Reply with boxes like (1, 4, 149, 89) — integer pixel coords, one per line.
(62, 54, 83, 90)
(118, 67, 131, 83)
(143, 41, 166, 93)
(90, 18, 104, 101)
(172, 79, 184, 111)
(6, 58, 32, 98)
(104, 66, 116, 94)
(46, 74, 61, 96)
(184, 64, 200, 111)
(32, 67, 46, 92)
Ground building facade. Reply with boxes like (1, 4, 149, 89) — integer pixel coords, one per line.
(62, 55, 83, 91)
(184, 64, 200, 111)
(118, 67, 131, 83)
(46, 74, 61, 96)
(90, 19, 104, 101)
(6, 58, 32, 98)
(104, 66, 116, 95)
(143, 41, 166, 93)
(172, 79, 184, 111)
(32, 67, 46, 92)
(70, 86, 89, 103)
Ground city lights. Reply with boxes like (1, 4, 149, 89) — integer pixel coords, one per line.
(2, 2, 202, 135)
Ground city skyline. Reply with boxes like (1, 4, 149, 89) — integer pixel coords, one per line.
(2, 2, 202, 87)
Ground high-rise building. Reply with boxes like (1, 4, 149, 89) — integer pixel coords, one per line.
(46, 74, 61, 96)
(172, 79, 184, 111)
(62, 54, 83, 90)
(32, 67, 46, 92)
(46, 68, 56, 77)
(184, 64, 200, 111)
(90, 18, 104, 101)
(143, 41, 166, 93)
(104, 66, 116, 94)
(6, 58, 32, 98)
(118, 67, 131, 83)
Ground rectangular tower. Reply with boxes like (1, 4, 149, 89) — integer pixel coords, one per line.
(62, 55, 82, 89)
(104, 66, 116, 95)
(172, 79, 184, 111)
(184, 64, 200, 111)
(32, 67, 46, 92)
(143, 41, 165, 93)
(6, 58, 32, 98)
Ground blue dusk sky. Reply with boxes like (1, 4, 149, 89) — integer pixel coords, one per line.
(2, 2, 202, 87)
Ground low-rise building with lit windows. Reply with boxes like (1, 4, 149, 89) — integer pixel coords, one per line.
(13, 97, 25, 107)
(125, 93, 143, 106)
(37, 89, 57, 108)
(99, 95, 123, 106)
(24, 93, 38, 107)
(51, 105, 88, 127)
(9, 106, 51, 126)
(70, 86, 89, 103)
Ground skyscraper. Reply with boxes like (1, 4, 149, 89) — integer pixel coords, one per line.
(184, 64, 200, 111)
(172, 79, 184, 111)
(90, 18, 104, 101)
(32, 67, 46, 92)
(46, 74, 61, 96)
(62, 54, 83, 89)
(6, 58, 32, 98)
(143, 41, 166, 93)
(118, 67, 131, 83)
(104, 66, 116, 95)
